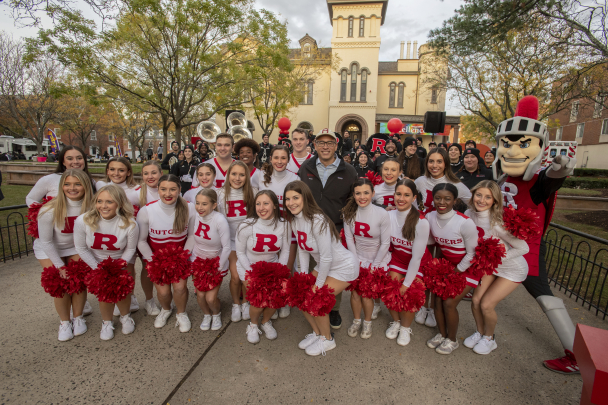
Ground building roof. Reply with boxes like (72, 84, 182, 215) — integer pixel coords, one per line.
(378, 62, 398, 72)
(326, 0, 389, 25)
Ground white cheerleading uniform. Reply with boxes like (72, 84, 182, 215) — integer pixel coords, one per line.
(34, 199, 83, 267)
(73, 214, 139, 269)
(96, 180, 141, 207)
(205, 157, 235, 188)
(387, 209, 432, 287)
(217, 187, 256, 250)
(372, 182, 397, 208)
(184, 210, 231, 272)
(258, 169, 299, 214)
(292, 213, 358, 288)
(427, 209, 479, 287)
(343, 203, 391, 270)
(136, 200, 196, 261)
(465, 209, 529, 283)
(183, 186, 219, 204)
(235, 218, 291, 281)
(144, 187, 159, 205)
(414, 175, 472, 210)
(286, 153, 313, 175)
(26, 173, 62, 207)
(249, 167, 261, 190)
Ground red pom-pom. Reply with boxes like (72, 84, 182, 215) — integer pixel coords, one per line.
(191, 257, 225, 292)
(27, 197, 53, 238)
(146, 245, 191, 285)
(467, 237, 506, 279)
(365, 170, 383, 186)
(502, 207, 541, 242)
(346, 265, 368, 293)
(357, 266, 389, 299)
(285, 272, 316, 309)
(85, 258, 134, 303)
(41, 265, 67, 298)
(132, 205, 140, 218)
(422, 258, 467, 299)
(301, 284, 336, 317)
(514, 95, 539, 120)
(246, 261, 292, 309)
(382, 278, 426, 313)
(340, 228, 348, 248)
(63, 259, 91, 295)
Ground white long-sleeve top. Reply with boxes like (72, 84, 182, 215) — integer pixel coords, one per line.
(292, 213, 358, 288)
(388, 208, 432, 287)
(286, 153, 313, 174)
(414, 175, 472, 210)
(372, 182, 397, 208)
(426, 209, 478, 272)
(204, 157, 235, 188)
(343, 203, 391, 268)
(183, 186, 219, 204)
(235, 218, 290, 278)
(258, 169, 299, 213)
(217, 186, 257, 249)
(96, 180, 141, 207)
(184, 210, 231, 271)
(26, 173, 62, 207)
(144, 187, 159, 204)
(136, 200, 196, 261)
(35, 198, 83, 268)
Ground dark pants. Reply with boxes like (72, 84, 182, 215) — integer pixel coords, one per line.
(522, 239, 554, 299)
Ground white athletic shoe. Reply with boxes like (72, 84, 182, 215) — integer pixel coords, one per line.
(58, 321, 73, 342)
(120, 314, 135, 335)
(83, 301, 93, 316)
(436, 338, 459, 355)
(261, 320, 278, 340)
(246, 323, 261, 344)
(473, 336, 498, 355)
(360, 321, 372, 339)
(100, 321, 115, 341)
(279, 306, 291, 318)
(113, 304, 120, 317)
(154, 308, 173, 328)
(464, 331, 483, 349)
(397, 327, 412, 346)
(414, 307, 427, 325)
(175, 312, 191, 333)
(144, 298, 161, 316)
(371, 303, 381, 320)
(72, 316, 87, 336)
(200, 315, 212, 331)
(427, 333, 445, 349)
(385, 321, 401, 339)
(130, 296, 140, 313)
(271, 311, 278, 320)
(305, 335, 336, 356)
(424, 308, 437, 328)
(231, 304, 242, 322)
(347, 319, 362, 338)
(241, 302, 251, 321)
(298, 332, 318, 349)
(211, 314, 222, 331)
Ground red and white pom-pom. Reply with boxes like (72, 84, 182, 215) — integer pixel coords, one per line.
(85, 258, 134, 303)
(41, 265, 67, 298)
(301, 284, 336, 317)
(63, 259, 91, 295)
(340, 228, 348, 248)
(146, 245, 192, 285)
(191, 257, 225, 292)
(346, 265, 368, 293)
(246, 261, 292, 309)
(27, 196, 53, 238)
(467, 237, 506, 279)
(502, 207, 541, 241)
(132, 205, 140, 218)
(382, 278, 427, 313)
(285, 272, 316, 309)
(422, 258, 467, 300)
(365, 170, 383, 186)
(357, 266, 389, 299)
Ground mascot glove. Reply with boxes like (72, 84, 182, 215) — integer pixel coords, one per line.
(547, 155, 576, 178)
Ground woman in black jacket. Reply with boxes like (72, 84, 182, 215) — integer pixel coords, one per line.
(353, 152, 373, 178)
(170, 145, 200, 194)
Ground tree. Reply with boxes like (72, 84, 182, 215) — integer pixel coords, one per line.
(112, 104, 157, 159)
(56, 87, 110, 150)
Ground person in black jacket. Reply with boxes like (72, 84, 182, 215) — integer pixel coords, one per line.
(353, 152, 373, 178)
(161, 141, 180, 171)
(342, 131, 353, 156)
(448, 143, 463, 173)
(416, 137, 427, 158)
(397, 137, 425, 180)
(170, 145, 199, 194)
(258, 134, 272, 165)
(456, 148, 493, 189)
(373, 140, 399, 173)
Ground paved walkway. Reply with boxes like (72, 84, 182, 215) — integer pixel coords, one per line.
(1, 256, 606, 404)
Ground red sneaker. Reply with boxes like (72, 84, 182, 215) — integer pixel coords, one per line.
(543, 350, 580, 374)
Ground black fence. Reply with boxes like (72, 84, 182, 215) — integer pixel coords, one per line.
(0, 204, 34, 262)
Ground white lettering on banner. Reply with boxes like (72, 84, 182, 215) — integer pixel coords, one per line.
(501, 182, 518, 208)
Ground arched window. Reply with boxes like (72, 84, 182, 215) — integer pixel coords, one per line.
(389, 83, 396, 107)
(303, 43, 311, 58)
(348, 17, 354, 37)
(351, 64, 358, 102)
(340, 70, 347, 101)
(360, 70, 367, 102)
(397, 82, 405, 108)
(359, 16, 365, 37)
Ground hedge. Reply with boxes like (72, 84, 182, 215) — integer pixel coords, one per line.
(572, 168, 608, 177)
(563, 177, 608, 189)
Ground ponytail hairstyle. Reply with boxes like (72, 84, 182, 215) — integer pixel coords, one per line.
(83, 184, 135, 231)
(196, 188, 219, 213)
(341, 178, 374, 225)
(139, 160, 162, 207)
(262, 145, 291, 187)
(397, 150, 422, 179)
(395, 178, 422, 241)
(469, 180, 504, 227)
(158, 174, 190, 234)
(424, 148, 461, 183)
(240, 190, 282, 236)
(40, 169, 94, 229)
(222, 161, 255, 214)
(104, 156, 137, 188)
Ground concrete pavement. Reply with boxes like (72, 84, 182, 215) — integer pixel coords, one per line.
(1, 256, 606, 404)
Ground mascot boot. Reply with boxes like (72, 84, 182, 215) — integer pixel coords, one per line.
(537, 296, 579, 374)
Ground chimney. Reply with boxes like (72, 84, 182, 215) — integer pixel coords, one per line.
(413, 41, 418, 59)
(406, 41, 411, 59)
(400, 41, 405, 59)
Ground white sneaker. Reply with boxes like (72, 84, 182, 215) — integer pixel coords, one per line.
(298, 332, 318, 349)
(100, 321, 115, 340)
(427, 333, 445, 349)
(120, 314, 135, 335)
(246, 323, 261, 344)
(241, 302, 250, 320)
(397, 327, 412, 346)
(154, 308, 173, 328)
(58, 321, 73, 341)
(360, 321, 372, 339)
(175, 312, 191, 333)
(279, 306, 291, 318)
(231, 304, 242, 322)
(211, 314, 222, 331)
(424, 308, 437, 327)
(347, 319, 362, 338)
(415, 307, 427, 325)
(385, 321, 401, 339)
(113, 304, 120, 317)
(261, 320, 278, 340)
(473, 336, 498, 355)
(271, 311, 278, 320)
(436, 338, 459, 355)
(464, 331, 483, 349)
(130, 296, 140, 313)
(200, 315, 212, 331)
(72, 316, 87, 336)
(145, 298, 161, 316)
(371, 304, 381, 320)
(83, 301, 93, 316)
(305, 335, 337, 356)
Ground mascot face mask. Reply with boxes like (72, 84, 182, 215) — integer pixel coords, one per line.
(497, 135, 542, 177)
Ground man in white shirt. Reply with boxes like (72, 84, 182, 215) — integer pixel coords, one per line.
(286, 128, 314, 174)
(205, 134, 235, 188)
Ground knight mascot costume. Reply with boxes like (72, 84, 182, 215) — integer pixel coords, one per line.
(494, 96, 579, 374)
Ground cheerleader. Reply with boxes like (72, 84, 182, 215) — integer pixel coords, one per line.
(383, 179, 432, 346)
(342, 178, 391, 339)
(137, 174, 196, 332)
(74, 185, 139, 340)
(183, 163, 217, 203)
(236, 190, 291, 343)
(36, 170, 93, 341)
(286, 128, 313, 174)
(204, 134, 235, 188)
(372, 158, 401, 210)
(184, 188, 231, 331)
(96, 157, 141, 208)
(284, 181, 358, 356)
(217, 161, 257, 323)
(426, 183, 479, 355)
(463, 180, 528, 354)
(234, 138, 261, 189)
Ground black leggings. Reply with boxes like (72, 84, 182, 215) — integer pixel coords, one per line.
(522, 239, 553, 299)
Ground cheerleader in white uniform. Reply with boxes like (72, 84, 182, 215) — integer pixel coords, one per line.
(342, 178, 391, 339)
(36, 170, 94, 341)
(285, 128, 313, 174)
(426, 183, 479, 355)
(463, 180, 529, 355)
(137, 174, 196, 332)
(74, 185, 139, 340)
(184, 188, 231, 331)
(371, 158, 401, 210)
(203, 134, 235, 188)
(384, 179, 432, 346)
(96, 157, 141, 208)
(284, 181, 358, 356)
(183, 163, 217, 203)
(217, 161, 257, 323)
(236, 190, 291, 343)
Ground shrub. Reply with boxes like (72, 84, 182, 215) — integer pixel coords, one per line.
(572, 168, 608, 177)
(563, 177, 608, 189)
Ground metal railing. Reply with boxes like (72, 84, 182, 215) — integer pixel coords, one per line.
(0, 204, 34, 262)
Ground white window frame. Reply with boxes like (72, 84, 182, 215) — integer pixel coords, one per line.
(555, 127, 563, 141)
(570, 100, 580, 123)
(108, 134, 115, 142)
(593, 93, 605, 118)
(575, 123, 585, 140)
(128, 141, 132, 149)
(90, 130, 97, 141)
(600, 119, 608, 143)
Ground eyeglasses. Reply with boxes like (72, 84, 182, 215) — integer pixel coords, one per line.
(315, 141, 336, 147)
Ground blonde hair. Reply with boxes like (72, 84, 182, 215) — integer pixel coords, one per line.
(222, 161, 255, 215)
(104, 157, 137, 187)
(139, 160, 162, 207)
(39, 169, 94, 229)
(468, 180, 504, 227)
(83, 184, 135, 231)
(196, 188, 219, 212)
(158, 174, 190, 234)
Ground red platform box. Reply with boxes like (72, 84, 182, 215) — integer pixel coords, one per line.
(573, 324, 608, 405)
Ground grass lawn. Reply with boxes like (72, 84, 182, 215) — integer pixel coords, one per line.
(558, 188, 603, 197)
